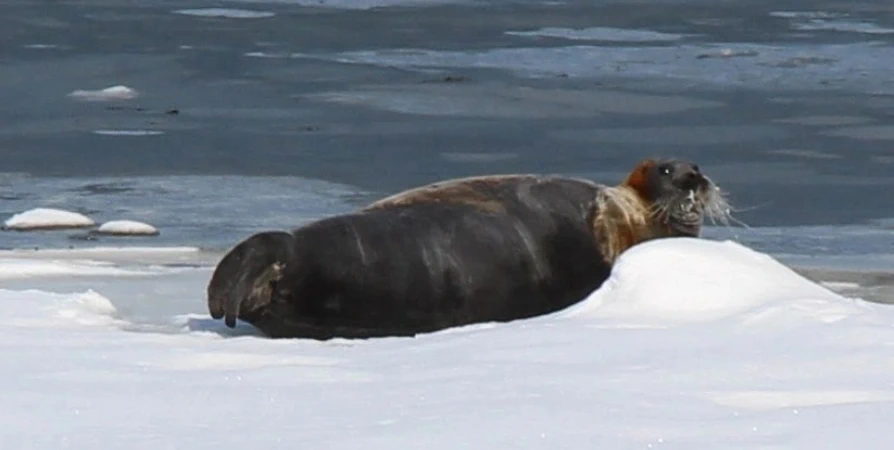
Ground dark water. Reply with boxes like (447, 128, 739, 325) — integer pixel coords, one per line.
(1, 0, 894, 261)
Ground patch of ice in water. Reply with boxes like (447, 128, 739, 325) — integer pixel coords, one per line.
(91, 130, 164, 136)
(96, 220, 160, 237)
(506, 26, 687, 42)
(822, 125, 894, 140)
(4, 208, 95, 231)
(172, 8, 275, 18)
(68, 85, 139, 102)
(771, 11, 894, 34)
(223, 0, 463, 10)
(770, 11, 846, 20)
(23, 44, 59, 49)
(792, 19, 894, 34)
(1, 175, 364, 251)
(305, 84, 722, 118)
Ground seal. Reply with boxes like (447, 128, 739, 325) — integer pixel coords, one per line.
(207, 158, 730, 339)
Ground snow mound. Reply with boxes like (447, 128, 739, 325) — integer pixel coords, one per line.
(54, 290, 119, 327)
(67, 85, 139, 102)
(3, 289, 119, 329)
(3, 208, 95, 231)
(563, 237, 854, 324)
(95, 220, 160, 236)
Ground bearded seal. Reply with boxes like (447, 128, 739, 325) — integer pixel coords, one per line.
(207, 158, 730, 339)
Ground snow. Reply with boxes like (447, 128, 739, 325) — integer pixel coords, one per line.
(96, 220, 160, 236)
(2, 238, 894, 449)
(3, 207, 95, 231)
(1, 246, 199, 257)
(562, 238, 850, 323)
(0, 258, 168, 279)
(67, 85, 139, 102)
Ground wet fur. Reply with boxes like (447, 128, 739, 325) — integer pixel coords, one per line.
(207, 159, 724, 339)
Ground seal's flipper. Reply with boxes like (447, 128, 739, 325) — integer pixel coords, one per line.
(207, 231, 296, 328)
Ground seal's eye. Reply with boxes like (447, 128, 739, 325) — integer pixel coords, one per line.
(659, 165, 672, 176)
(692, 164, 700, 173)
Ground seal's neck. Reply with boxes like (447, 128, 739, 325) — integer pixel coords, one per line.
(592, 185, 656, 265)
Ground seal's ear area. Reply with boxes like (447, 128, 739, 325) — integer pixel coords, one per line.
(207, 231, 297, 328)
(622, 158, 658, 199)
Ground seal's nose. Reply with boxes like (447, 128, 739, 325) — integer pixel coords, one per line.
(677, 164, 707, 190)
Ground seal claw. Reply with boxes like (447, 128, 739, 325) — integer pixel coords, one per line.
(207, 231, 296, 329)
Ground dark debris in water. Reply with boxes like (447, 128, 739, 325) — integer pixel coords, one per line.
(104, 105, 182, 116)
(105, 106, 146, 112)
(442, 75, 468, 83)
(68, 232, 99, 241)
(422, 75, 470, 84)
(71, 183, 135, 195)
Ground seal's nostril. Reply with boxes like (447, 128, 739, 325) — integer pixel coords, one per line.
(680, 171, 699, 189)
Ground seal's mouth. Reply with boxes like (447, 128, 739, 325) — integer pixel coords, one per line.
(653, 180, 731, 237)
(669, 189, 705, 236)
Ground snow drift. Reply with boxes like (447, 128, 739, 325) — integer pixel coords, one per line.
(0, 239, 892, 449)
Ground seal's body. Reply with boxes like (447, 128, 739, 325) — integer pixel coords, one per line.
(207, 159, 727, 339)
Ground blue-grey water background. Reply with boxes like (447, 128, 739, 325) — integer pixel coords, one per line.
(2, 0, 894, 279)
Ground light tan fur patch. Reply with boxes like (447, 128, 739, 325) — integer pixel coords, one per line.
(591, 185, 656, 265)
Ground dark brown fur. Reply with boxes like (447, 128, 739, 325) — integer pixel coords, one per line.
(207, 159, 719, 339)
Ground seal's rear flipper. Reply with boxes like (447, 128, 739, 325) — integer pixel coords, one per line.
(207, 231, 297, 328)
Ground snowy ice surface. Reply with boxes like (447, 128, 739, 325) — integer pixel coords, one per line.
(3, 238, 894, 449)
(173, 8, 276, 18)
(0, 258, 172, 279)
(3, 208, 95, 231)
(67, 85, 139, 102)
(96, 220, 160, 236)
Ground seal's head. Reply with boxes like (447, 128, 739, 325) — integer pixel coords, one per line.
(623, 158, 728, 237)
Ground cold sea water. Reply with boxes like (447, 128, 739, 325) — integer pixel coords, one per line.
(2, 0, 894, 298)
